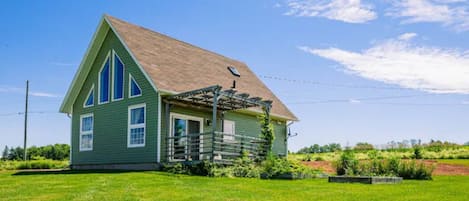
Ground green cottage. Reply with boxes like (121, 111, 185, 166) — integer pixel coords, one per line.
(60, 15, 298, 170)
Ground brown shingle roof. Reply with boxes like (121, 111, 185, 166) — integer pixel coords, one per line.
(106, 15, 297, 121)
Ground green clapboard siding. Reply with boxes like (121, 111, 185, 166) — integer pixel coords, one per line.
(160, 106, 287, 162)
(71, 29, 159, 165)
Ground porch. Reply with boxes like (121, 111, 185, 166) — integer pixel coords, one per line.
(163, 85, 272, 164)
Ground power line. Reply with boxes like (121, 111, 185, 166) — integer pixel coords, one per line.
(287, 94, 437, 105)
(0, 111, 59, 116)
(259, 74, 469, 92)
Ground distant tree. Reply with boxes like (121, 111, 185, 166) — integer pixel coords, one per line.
(328, 143, 342, 152)
(353, 142, 374, 152)
(8, 146, 24, 160)
(465, 142, 469, 146)
(1, 146, 8, 160)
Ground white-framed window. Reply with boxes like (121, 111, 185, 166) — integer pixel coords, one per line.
(83, 84, 94, 108)
(80, 113, 93, 151)
(112, 50, 124, 101)
(129, 74, 142, 98)
(223, 120, 235, 141)
(128, 103, 146, 147)
(98, 52, 111, 104)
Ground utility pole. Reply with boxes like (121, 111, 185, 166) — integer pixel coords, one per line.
(23, 80, 29, 161)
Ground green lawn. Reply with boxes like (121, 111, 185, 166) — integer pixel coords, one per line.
(0, 171, 468, 201)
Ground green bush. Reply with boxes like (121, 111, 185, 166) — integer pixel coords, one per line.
(413, 146, 423, 159)
(262, 155, 317, 179)
(230, 152, 261, 178)
(302, 154, 313, 161)
(398, 160, 434, 180)
(336, 150, 359, 176)
(315, 156, 325, 161)
(15, 160, 68, 169)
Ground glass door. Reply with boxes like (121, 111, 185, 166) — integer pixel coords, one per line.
(171, 114, 203, 161)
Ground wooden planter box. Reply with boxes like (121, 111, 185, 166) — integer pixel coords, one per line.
(328, 176, 403, 184)
(261, 172, 313, 180)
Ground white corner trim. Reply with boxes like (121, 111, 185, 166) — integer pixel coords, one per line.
(157, 94, 162, 163)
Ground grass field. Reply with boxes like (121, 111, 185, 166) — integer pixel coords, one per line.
(0, 171, 468, 201)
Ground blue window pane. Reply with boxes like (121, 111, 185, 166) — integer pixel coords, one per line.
(130, 127, 144, 145)
(131, 107, 145, 125)
(85, 88, 94, 106)
(113, 55, 124, 100)
(100, 59, 110, 103)
(81, 116, 93, 132)
(130, 77, 142, 97)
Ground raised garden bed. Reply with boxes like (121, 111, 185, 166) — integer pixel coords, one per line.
(328, 176, 403, 184)
(260, 172, 314, 180)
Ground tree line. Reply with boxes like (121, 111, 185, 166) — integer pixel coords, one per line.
(1, 144, 70, 161)
(296, 139, 467, 154)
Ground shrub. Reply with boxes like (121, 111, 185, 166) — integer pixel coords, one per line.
(413, 146, 423, 159)
(302, 154, 313, 162)
(262, 155, 317, 179)
(398, 160, 434, 180)
(230, 152, 261, 178)
(315, 156, 325, 161)
(209, 167, 234, 177)
(16, 160, 68, 169)
(336, 150, 359, 176)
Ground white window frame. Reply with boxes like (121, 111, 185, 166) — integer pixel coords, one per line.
(129, 74, 142, 98)
(111, 50, 125, 102)
(98, 51, 111, 105)
(79, 113, 93, 151)
(128, 103, 146, 148)
(83, 84, 95, 108)
(223, 120, 236, 141)
(169, 113, 204, 161)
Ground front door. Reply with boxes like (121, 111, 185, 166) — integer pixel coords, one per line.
(171, 114, 203, 161)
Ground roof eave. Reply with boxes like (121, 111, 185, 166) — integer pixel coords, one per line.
(59, 15, 109, 114)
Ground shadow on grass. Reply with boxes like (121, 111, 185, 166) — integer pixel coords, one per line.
(12, 169, 153, 176)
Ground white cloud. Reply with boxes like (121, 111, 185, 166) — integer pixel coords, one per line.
(398, 32, 418, 41)
(30, 92, 61, 98)
(299, 35, 469, 94)
(387, 0, 469, 31)
(285, 0, 377, 23)
(0, 86, 60, 98)
(50, 62, 77, 67)
(349, 99, 362, 104)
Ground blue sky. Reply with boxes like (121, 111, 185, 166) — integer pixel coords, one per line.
(1, 0, 468, 151)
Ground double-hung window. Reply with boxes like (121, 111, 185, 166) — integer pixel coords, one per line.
(128, 104, 146, 147)
(80, 114, 93, 151)
(223, 120, 235, 141)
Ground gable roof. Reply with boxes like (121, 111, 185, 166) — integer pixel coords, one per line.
(61, 15, 297, 121)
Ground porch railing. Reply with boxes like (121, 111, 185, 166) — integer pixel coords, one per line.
(166, 132, 267, 164)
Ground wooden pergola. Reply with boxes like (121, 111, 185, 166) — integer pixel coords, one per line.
(163, 85, 272, 163)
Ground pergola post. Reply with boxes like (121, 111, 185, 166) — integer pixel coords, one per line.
(211, 87, 220, 162)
